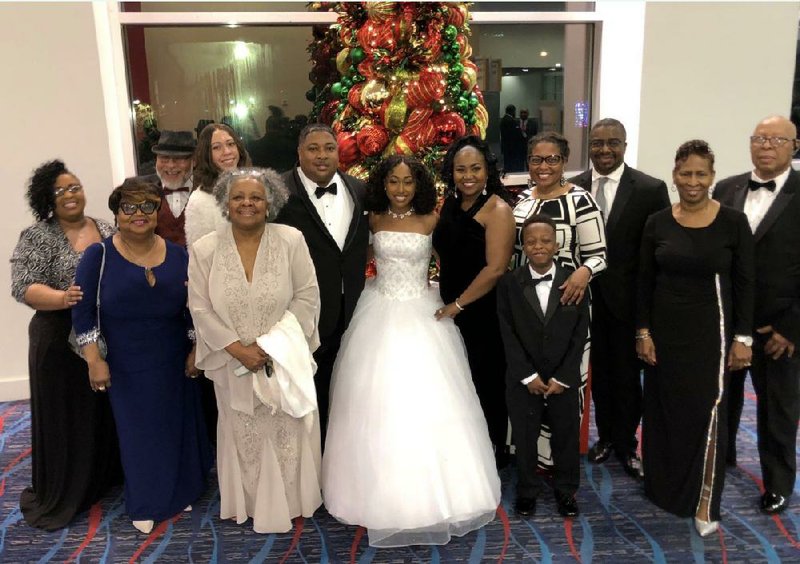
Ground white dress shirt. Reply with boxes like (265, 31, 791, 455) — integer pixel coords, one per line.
(158, 174, 192, 218)
(519, 264, 569, 389)
(591, 163, 625, 222)
(743, 167, 790, 233)
(296, 167, 354, 251)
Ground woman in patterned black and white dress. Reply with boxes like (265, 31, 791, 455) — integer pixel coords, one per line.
(11, 160, 121, 530)
(512, 132, 607, 470)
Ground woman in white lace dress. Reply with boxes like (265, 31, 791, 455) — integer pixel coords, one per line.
(188, 168, 322, 533)
(322, 156, 500, 548)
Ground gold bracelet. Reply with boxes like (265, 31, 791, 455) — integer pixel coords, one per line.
(635, 332, 651, 341)
(454, 298, 465, 312)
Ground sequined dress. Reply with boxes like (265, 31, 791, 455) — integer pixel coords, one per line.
(322, 231, 501, 547)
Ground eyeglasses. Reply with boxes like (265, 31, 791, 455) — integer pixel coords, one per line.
(54, 184, 83, 198)
(589, 139, 624, 150)
(119, 201, 160, 215)
(750, 136, 796, 147)
(528, 154, 563, 166)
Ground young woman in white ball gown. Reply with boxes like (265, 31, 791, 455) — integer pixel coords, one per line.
(322, 155, 501, 548)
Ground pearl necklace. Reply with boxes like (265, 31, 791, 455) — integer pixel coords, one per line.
(388, 207, 414, 220)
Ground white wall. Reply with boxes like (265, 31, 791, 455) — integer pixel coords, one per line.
(0, 2, 116, 400)
(637, 2, 798, 184)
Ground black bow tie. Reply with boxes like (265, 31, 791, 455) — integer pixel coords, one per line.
(163, 187, 190, 193)
(315, 183, 337, 198)
(528, 273, 553, 286)
(748, 179, 776, 192)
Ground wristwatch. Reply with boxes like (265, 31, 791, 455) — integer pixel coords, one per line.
(734, 335, 753, 347)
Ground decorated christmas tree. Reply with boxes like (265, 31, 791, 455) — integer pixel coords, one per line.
(306, 2, 488, 182)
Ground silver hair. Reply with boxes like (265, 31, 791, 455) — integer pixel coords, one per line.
(213, 167, 289, 222)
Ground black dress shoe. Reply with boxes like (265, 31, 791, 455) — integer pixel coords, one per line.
(554, 491, 579, 517)
(619, 452, 644, 480)
(587, 440, 613, 464)
(761, 492, 789, 514)
(514, 497, 536, 517)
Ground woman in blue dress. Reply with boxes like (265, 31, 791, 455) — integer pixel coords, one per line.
(73, 178, 212, 534)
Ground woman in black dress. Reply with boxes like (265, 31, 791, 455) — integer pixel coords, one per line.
(433, 136, 515, 466)
(10, 160, 121, 530)
(637, 140, 755, 537)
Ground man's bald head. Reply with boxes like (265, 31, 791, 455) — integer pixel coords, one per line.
(750, 115, 798, 180)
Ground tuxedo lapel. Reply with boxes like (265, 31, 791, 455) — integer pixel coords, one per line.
(605, 168, 633, 234)
(290, 168, 341, 250)
(340, 174, 364, 252)
(517, 268, 545, 322)
(729, 176, 749, 211)
(543, 267, 568, 325)
(754, 172, 799, 241)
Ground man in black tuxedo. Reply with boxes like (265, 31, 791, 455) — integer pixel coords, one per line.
(497, 214, 590, 518)
(570, 118, 670, 479)
(714, 115, 800, 514)
(275, 123, 369, 440)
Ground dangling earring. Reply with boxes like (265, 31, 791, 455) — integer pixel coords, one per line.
(670, 183, 677, 192)
(482, 186, 488, 196)
(559, 176, 567, 187)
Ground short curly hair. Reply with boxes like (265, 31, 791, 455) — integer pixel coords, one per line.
(213, 167, 289, 223)
(365, 155, 437, 215)
(108, 177, 161, 215)
(27, 159, 70, 221)
(440, 135, 511, 204)
(674, 139, 715, 171)
(527, 131, 570, 161)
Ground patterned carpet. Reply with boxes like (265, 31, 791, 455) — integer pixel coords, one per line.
(0, 382, 797, 563)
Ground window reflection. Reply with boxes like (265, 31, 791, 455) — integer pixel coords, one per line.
(125, 20, 594, 175)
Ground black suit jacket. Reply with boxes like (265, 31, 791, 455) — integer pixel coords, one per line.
(275, 168, 369, 341)
(497, 265, 590, 388)
(714, 170, 800, 344)
(570, 165, 670, 322)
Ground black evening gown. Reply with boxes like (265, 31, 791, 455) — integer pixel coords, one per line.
(637, 206, 754, 520)
(433, 193, 508, 452)
(10, 219, 122, 531)
(20, 311, 123, 530)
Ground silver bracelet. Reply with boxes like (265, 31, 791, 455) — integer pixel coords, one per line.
(454, 298, 465, 312)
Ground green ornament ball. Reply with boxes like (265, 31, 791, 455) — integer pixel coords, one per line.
(350, 46, 366, 64)
(331, 82, 343, 98)
(469, 95, 479, 108)
(450, 62, 464, 75)
(443, 25, 457, 42)
(342, 76, 353, 89)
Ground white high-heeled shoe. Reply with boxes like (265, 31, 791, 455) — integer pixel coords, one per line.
(132, 520, 154, 534)
(694, 517, 719, 537)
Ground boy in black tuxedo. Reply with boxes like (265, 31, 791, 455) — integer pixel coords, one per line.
(497, 214, 590, 517)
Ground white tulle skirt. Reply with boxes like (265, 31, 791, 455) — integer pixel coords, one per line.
(322, 282, 501, 547)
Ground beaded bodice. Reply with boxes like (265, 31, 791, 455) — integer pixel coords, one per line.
(373, 231, 431, 300)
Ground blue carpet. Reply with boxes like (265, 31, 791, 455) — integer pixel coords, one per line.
(0, 381, 797, 563)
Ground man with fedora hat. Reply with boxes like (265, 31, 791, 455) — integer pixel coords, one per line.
(139, 130, 196, 247)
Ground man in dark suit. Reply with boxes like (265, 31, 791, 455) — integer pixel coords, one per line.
(140, 130, 195, 247)
(570, 118, 670, 479)
(497, 214, 590, 518)
(500, 104, 525, 172)
(714, 115, 800, 514)
(519, 108, 538, 141)
(275, 123, 369, 440)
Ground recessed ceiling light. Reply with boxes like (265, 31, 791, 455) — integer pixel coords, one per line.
(522, 68, 529, 72)
(555, 63, 562, 68)
(540, 51, 548, 57)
